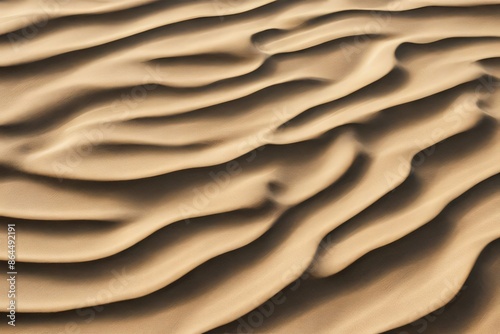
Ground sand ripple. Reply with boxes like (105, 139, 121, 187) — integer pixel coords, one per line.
(0, 0, 499, 333)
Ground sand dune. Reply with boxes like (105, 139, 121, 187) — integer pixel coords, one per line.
(0, 0, 499, 333)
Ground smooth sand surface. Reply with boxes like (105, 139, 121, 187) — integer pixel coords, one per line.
(0, 0, 499, 333)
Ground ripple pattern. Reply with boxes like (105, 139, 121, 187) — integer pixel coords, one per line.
(0, 0, 499, 333)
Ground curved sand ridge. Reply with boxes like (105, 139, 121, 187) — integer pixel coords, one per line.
(0, 0, 499, 333)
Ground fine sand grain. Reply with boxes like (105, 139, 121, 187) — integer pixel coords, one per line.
(0, 0, 499, 333)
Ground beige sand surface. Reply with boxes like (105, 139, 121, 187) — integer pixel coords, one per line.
(0, 0, 499, 333)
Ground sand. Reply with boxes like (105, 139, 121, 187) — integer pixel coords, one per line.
(0, 0, 499, 333)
